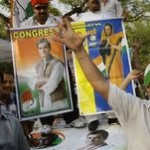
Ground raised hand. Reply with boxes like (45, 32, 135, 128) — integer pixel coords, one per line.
(127, 69, 143, 81)
(55, 19, 89, 52)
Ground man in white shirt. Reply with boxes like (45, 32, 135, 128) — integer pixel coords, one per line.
(74, 0, 102, 22)
(57, 19, 150, 150)
(100, 0, 122, 19)
(34, 38, 67, 111)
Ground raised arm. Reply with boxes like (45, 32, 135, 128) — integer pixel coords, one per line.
(56, 19, 109, 100)
(120, 69, 143, 90)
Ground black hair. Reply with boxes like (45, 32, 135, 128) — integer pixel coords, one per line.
(104, 23, 113, 30)
(0, 62, 14, 82)
(87, 130, 109, 140)
(37, 38, 51, 49)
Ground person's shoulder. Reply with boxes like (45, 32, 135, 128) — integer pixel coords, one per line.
(49, 13, 62, 23)
(51, 57, 62, 65)
(3, 111, 18, 121)
(35, 60, 43, 71)
(78, 12, 91, 20)
(20, 16, 34, 27)
(108, 82, 122, 96)
(73, 11, 90, 22)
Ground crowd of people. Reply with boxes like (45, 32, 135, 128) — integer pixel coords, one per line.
(55, 18, 150, 150)
(1, 0, 150, 149)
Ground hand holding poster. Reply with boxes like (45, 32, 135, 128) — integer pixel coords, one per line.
(10, 26, 73, 121)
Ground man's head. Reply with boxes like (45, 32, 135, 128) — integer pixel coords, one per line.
(104, 23, 113, 36)
(87, 0, 100, 13)
(31, 0, 49, 24)
(144, 63, 150, 98)
(2, 72, 14, 95)
(0, 69, 14, 104)
(86, 130, 108, 146)
(37, 38, 51, 59)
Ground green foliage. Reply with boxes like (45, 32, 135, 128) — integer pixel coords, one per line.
(49, 7, 61, 16)
(0, 0, 10, 39)
(125, 21, 150, 70)
(123, 0, 150, 22)
(0, 0, 150, 69)
(60, 0, 84, 8)
(0, 19, 8, 39)
(0, 0, 10, 10)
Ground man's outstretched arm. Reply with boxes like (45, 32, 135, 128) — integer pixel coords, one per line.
(55, 19, 109, 100)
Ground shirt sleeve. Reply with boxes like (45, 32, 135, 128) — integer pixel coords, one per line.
(114, 0, 123, 17)
(18, 121, 30, 150)
(108, 83, 142, 124)
(42, 61, 64, 94)
(20, 17, 33, 28)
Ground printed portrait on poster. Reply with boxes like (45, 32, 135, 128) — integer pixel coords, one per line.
(10, 26, 73, 120)
(72, 18, 134, 115)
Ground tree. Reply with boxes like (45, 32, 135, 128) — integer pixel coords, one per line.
(0, 0, 11, 39)
(0, 0, 150, 69)
(122, 0, 150, 22)
(125, 21, 150, 70)
(60, 0, 87, 17)
(60, 0, 150, 22)
(60, 0, 150, 69)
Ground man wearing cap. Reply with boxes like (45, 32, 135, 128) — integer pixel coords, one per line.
(21, 0, 61, 27)
(20, 0, 63, 139)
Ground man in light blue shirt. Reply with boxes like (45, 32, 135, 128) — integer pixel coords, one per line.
(0, 71, 30, 150)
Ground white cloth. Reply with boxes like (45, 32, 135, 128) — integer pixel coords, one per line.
(74, 11, 104, 22)
(20, 13, 62, 27)
(41, 61, 64, 95)
(108, 83, 150, 150)
(41, 61, 64, 110)
(101, 0, 122, 19)
(29, 60, 65, 111)
(40, 99, 68, 112)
